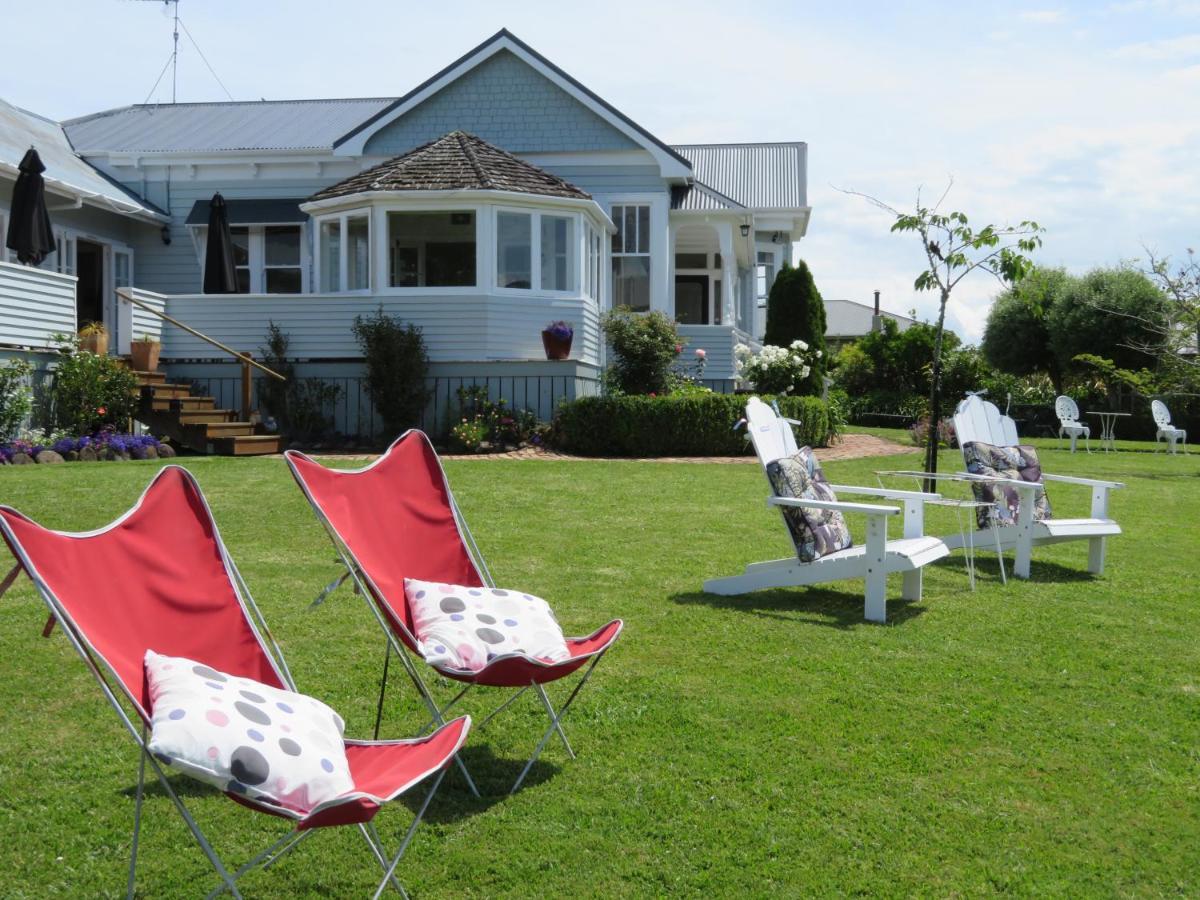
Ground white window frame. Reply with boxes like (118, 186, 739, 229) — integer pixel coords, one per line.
(313, 208, 372, 294)
(610, 202, 653, 312)
(377, 203, 484, 295)
(492, 205, 582, 297)
(200, 223, 310, 294)
(673, 250, 723, 326)
(755, 244, 782, 309)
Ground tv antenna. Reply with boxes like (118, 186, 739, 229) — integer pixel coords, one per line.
(128, 0, 235, 104)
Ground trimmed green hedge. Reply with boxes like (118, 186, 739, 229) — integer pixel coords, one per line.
(551, 393, 831, 457)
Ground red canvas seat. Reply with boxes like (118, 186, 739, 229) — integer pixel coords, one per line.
(0, 465, 468, 898)
(286, 430, 622, 793)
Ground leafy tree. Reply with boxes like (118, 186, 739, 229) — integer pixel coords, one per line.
(1143, 247, 1199, 380)
(845, 184, 1043, 476)
(1047, 267, 1167, 376)
(982, 266, 1070, 393)
(352, 308, 431, 441)
(763, 261, 827, 392)
(0, 359, 33, 441)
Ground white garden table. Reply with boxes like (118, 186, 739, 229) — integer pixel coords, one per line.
(1086, 411, 1131, 453)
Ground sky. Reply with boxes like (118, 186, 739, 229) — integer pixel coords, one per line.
(2, 0, 1197, 343)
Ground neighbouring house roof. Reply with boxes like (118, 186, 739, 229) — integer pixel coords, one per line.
(183, 198, 308, 226)
(0, 98, 165, 221)
(825, 298, 916, 338)
(63, 98, 396, 153)
(309, 131, 591, 202)
(672, 142, 807, 210)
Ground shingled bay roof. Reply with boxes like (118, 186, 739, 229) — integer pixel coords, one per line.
(309, 131, 590, 203)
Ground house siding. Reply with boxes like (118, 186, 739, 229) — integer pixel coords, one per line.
(0, 262, 76, 350)
(364, 50, 639, 156)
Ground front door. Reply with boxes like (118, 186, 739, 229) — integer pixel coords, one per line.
(675, 275, 709, 325)
(76, 239, 104, 330)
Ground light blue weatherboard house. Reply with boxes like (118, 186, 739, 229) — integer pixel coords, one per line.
(0, 29, 810, 442)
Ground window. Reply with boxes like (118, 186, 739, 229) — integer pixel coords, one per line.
(388, 210, 476, 287)
(230, 227, 251, 293)
(496, 211, 532, 289)
(264, 226, 302, 293)
(584, 224, 602, 301)
(319, 220, 341, 292)
(755, 250, 776, 308)
(611, 203, 651, 311)
(317, 212, 371, 292)
(540, 214, 576, 292)
(675, 252, 707, 270)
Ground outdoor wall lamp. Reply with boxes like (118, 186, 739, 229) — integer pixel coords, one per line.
(739, 223, 751, 237)
(160, 225, 171, 245)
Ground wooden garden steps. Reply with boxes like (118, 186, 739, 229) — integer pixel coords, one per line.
(132, 374, 282, 457)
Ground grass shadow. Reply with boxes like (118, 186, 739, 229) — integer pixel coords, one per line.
(927, 553, 1101, 585)
(119, 769, 223, 800)
(669, 585, 926, 628)
(397, 743, 560, 823)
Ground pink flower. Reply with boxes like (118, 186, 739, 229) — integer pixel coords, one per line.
(674, 344, 683, 354)
(694, 349, 707, 359)
(649, 392, 657, 397)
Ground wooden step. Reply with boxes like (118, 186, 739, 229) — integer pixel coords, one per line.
(130, 369, 166, 385)
(142, 384, 193, 400)
(150, 396, 216, 412)
(203, 421, 256, 437)
(211, 434, 283, 456)
(178, 409, 236, 425)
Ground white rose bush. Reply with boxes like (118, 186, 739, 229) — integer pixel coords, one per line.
(735, 340, 822, 395)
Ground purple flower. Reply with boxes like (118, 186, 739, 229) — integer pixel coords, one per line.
(544, 320, 573, 340)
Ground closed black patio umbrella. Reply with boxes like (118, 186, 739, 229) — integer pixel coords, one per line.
(202, 192, 238, 293)
(5, 147, 56, 266)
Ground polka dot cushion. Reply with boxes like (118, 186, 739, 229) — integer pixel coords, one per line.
(144, 650, 354, 815)
(404, 579, 570, 673)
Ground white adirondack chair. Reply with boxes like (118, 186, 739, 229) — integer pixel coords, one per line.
(1054, 395, 1091, 453)
(704, 397, 950, 623)
(1152, 399, 1187, 454)
(949, 394, 1123, 579)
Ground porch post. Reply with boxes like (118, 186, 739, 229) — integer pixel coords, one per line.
(718, 222, 736, 326)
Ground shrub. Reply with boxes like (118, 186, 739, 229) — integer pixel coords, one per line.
(909, 415, 955, 449)
(601, 307, 682, 394)
(552, 393, 833, 457)
(763, 261, 827, 391)
(0, 358, 34, 441)
(448, 386, 537, 452)
(50, 340, 138, 434)
(258, 322, 342, 442)
(735, 340, 822, 396)
(352, 308, 431, 441)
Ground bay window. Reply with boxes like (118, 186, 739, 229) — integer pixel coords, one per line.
(317, 211, 371, 292)
(540, 214, 575, 292)
(388, 210, 476, 287)
(611, 203, 650, 311)
(496, 211, 532, 289)
(495, 209, 581, 293)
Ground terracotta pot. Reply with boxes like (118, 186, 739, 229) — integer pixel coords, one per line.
(78, 331, 109, 355)
(541, 331, 572, 360)
(130, 340, 161, 372)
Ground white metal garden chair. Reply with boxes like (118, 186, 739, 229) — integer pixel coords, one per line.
(1152, 399, 1187, 454)
(704, 397, 950, 623)
(1054, 395, 1091, 453)
(948, 394, 1124, 579)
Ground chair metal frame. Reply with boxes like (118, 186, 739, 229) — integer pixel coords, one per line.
(286, 433, 621, 795)
(0, 467, 466, 899)
(1152, 399, 1188, 454)
(1054, 395, 1091, 453)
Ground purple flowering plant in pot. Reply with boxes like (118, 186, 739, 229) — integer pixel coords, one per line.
(541, 320, 574, 360)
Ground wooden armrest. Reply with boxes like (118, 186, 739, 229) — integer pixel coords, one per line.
(769, 496, 899, 516)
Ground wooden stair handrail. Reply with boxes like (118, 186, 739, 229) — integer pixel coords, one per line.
(116, 288, 286, 382)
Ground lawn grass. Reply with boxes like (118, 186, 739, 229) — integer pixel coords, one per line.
(0, 444, 1198, 897)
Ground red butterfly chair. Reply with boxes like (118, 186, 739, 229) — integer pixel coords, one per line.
(285, 430, 623, 795)
(0, 466, 469, 899)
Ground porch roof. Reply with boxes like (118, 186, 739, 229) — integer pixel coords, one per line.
(309, 131, 591, 202)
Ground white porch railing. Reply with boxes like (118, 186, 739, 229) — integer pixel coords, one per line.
(677, 324, 758, 382)
(157, 291, 602, 365)
(0, 261, 76, 350)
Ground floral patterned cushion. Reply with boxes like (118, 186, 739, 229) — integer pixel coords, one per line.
(961, 440, 1053, 529)
(764, 447, 853, 562)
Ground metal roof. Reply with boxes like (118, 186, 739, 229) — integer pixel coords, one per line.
(0, 98, 164, 220)
(670, 181, 746, 212)
(672, 142, 807, 210)
(63, 98, 396, 153)
(184, 198, 308, 226)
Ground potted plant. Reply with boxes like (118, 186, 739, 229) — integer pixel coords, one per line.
(541, 320, 574, 360)
(130, 332, 161, 372)
(78, 321, 109, 356)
